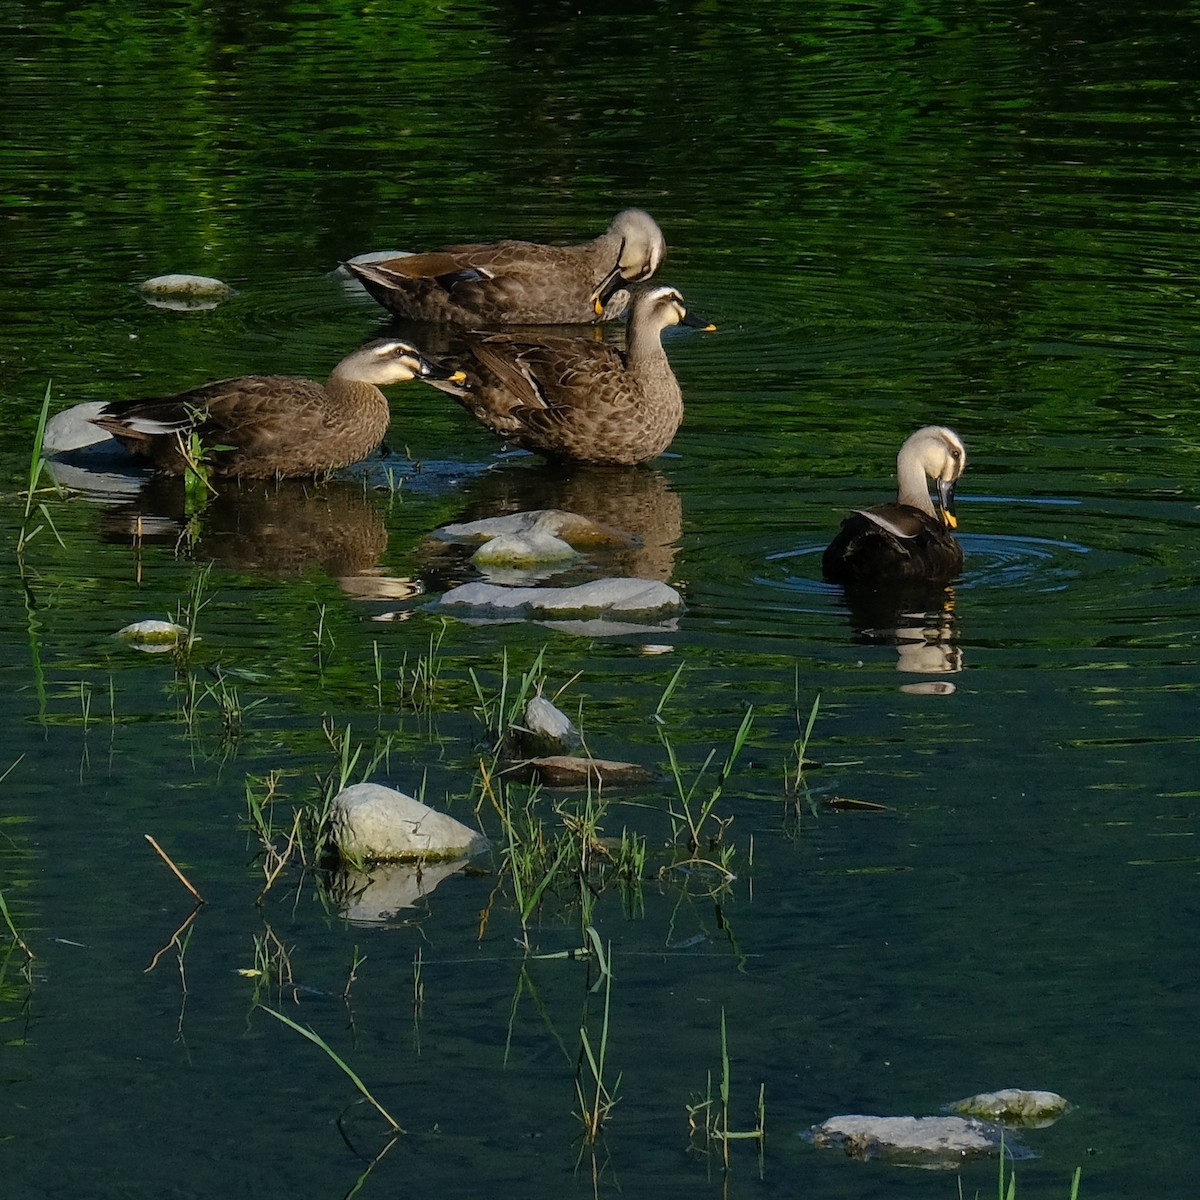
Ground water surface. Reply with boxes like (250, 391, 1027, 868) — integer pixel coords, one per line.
(3, 3, 1200, 1197)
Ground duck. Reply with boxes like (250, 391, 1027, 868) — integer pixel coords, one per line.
(822, 425, 967, 585)
(89, 339, 463, 480)
(425, 285, 714, 466)
(343, 208, 666, 326)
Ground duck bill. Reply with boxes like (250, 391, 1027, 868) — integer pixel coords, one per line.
(591, 265, 626, 314)
(419, 356, 466, 384)
(935, 478, 959, 529)
(680, 310, 717, 332)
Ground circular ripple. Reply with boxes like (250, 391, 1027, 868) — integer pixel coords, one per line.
(758, 532, 1095, 597)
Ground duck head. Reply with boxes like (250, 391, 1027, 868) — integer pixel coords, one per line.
(896, 425, 967, 527)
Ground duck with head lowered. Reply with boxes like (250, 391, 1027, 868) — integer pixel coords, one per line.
(89, 339, 462, 480)
(822, 425, 967, 585)
(425, 284, 715, 467)
(344, 208, 667, 326)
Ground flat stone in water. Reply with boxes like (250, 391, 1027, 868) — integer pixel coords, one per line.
(434, 578, 682, 622)
(807, 1114, 1031, 1169)
(138, 273, 235, 310)
(504, 755, 654, 788)
(950, 1088, 1070, 1128)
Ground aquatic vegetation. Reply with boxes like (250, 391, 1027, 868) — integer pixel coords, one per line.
(686, 1009, 766, 1170)
(16, 382, 64, 560)
(259, 1004, 404, 1134)
(573, 929, 620, 1145)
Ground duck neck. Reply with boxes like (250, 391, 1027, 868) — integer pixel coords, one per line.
(327, 369, 386, 408)
(626, 316, 670, 376)
(895, 453, 935, 516)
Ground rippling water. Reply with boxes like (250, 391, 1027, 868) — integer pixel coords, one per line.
(3, 3, 1200, 1198)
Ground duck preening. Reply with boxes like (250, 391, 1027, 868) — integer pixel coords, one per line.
(425, 285, 715, 466)
(343, 208, 666, 326)
(90, 339, 462, 479)
(822, 425, 967, 585)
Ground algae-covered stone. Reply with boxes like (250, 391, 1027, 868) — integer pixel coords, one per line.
(330, 782, 488, 862)
(471, 529, 579, 569)
(950, 1089, 1070, 1128)
(115, 620, 189, 652)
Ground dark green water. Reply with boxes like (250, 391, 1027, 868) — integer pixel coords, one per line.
(3, 2, 1200, 1197)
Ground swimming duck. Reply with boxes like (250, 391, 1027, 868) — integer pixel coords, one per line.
(343, 208, 666, 326)
(822, 425, 967, 584)
(90, 339, 462, 479)
(426, 285, 714, 466)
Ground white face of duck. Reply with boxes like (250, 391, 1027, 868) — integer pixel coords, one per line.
(898, 425, 967, 526)
(342, 339, 464, 386)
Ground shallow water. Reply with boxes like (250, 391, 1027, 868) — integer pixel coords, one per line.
(3, 2, 1200, 1197)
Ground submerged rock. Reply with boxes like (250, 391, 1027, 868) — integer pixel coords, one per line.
(138, 273, 235, 311)
(950, 1089, 1070, 1128)
(807, 1114, 1031, 1169)
(434, 578, 682, 622)
(505, 755, 655, 788)
(330, 782, 488, 863)
(115, 620, 190, 652)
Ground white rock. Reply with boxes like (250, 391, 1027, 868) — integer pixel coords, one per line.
(514, 694, 582, 757)
(435, 578, 682, 621)
(330, 782, 488, 862)
(950, 1088, 1070, 1127)
(808, 1114, 1029, 1167)
(43, 402, 119, 455)
(138, 273, 234, 311)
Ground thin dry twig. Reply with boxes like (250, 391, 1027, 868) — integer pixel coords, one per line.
(144, 834, 206, 904)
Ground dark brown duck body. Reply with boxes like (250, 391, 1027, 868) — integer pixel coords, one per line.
(428, 285, 713, 466)
(344, 209, 665, 326)
(823, 426, 967, 586)
(822, 504, 963, 584)
(90, 339, 457, 480)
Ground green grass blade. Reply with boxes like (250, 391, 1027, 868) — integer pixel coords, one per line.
(259, 1005, 403, 1131)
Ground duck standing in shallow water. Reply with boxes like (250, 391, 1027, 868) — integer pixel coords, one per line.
(344, 209, 666, 326)
(823, 425, 967, 585)
(425, 285, 715, 466)
(90, 339, 462, 480)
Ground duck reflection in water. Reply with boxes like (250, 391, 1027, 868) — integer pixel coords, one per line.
(418, 460, 684, 591)
(837, 583, 963, 684)
(95, 475, 420, 602)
